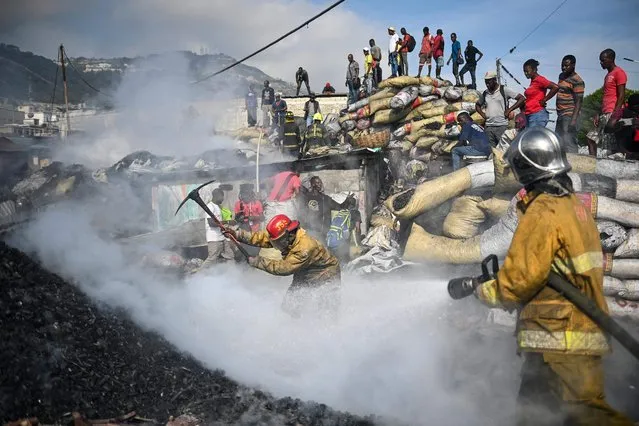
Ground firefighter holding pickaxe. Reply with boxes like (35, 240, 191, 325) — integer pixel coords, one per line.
(176, 180, 341, 319)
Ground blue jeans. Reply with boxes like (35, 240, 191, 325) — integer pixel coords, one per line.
(452, 145, 488, 170)
(389, 52, 399, 77)
(347, 80, 358, 105)
(526, 109, 549, 128)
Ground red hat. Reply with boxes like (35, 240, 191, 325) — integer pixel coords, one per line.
(266, 214, 299, 240)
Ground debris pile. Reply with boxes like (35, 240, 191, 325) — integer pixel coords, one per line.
(0, 241, 376, 425)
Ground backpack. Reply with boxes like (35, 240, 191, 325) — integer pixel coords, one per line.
(482, 85, 508, 111)
(407, 35, 417, 52)
(326, 209, 351, 249)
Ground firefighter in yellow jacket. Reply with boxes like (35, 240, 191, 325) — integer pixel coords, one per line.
(448, 127, 633, 425)
(225, 213, 341, 318)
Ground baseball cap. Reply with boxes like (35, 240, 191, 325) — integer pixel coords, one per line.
(484, 71, 498, 80)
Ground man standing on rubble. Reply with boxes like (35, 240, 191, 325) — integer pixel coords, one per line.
(303, 93, 321, 127)
(261, 80, 275, 127)
(272, 93, 288, 132)
(417, 27, 433, 78)
(555, 55, 585, 154)
(224, 214, 341, 319)
(459, 40, 483, 89)
(446, 32, 462, 86)
(451, 110, 491, 170)
(387, 27, 401, 78)
(586, 48, 627, 156)
(245, 85, 258, 127)
(295, 67, 311, 96)
(302, 176, 355, 240)
(432, 29, 445, 79)
(476, 71, 526, 147)
(369, 39, 382, 86)
(346, 54, 360, 105)
(449, 127, 633, 425)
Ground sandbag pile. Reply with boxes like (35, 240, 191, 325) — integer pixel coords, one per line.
(338, 76, 484, 183)
(385, 148, 639, 319)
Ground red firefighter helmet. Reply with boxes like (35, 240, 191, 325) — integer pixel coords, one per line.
(266, 214, 299, 239)
(266, 214, 299, 251)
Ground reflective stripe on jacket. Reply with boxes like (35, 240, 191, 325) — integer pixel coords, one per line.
(282, 121, 301, 149)
(237, 228, 340, 288)
(476, 191, 610, 355)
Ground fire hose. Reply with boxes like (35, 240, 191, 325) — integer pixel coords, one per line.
(448, 255, 639, 361)
(175, 179, 250, 261)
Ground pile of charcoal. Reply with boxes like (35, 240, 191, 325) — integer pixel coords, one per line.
(0, 240, 376, 426)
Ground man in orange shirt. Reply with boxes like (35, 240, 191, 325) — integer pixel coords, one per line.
(417, 26, 433, 78)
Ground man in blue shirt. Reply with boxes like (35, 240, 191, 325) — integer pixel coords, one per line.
(451, 111, 491, 170)
(446, 32, 462, 86)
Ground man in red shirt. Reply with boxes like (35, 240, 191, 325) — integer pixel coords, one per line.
(399, 27, 411, 77)
(267, 170, 302, 202)
(417, 26, 433, 78)
(432, 29, 444, 79)
(587, 48, 628, 156)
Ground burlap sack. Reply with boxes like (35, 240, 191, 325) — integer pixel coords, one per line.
(379, 76, 421, 88)
(373, 108, 412, 125)
(403, 223, 482, 263)
(352, 128, 391, 149)
(405, 128, 428, 144)
(369, 97, 393, 114)
(415, 136, 440, 148)
(603, 276, 639, 300)
(442, 195, 486, 239)
(477, 197, 511, 219)
(385, 167, 473, 219)
(462, 90, 481, 103)
(368, 87, 399, 101)
(492, 147, 522, 193)
(615, 228, 639, 258)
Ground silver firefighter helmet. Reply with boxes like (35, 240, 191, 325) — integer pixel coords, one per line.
(506, 127, 571, 186)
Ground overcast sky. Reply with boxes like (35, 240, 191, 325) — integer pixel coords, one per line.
(2, 0, 638, 96)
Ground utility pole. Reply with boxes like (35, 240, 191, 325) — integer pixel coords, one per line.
(59, 44, 71, 137)
(496, 58, 502, 86)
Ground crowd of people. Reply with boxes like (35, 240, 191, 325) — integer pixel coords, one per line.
(199, 172, 361, 269)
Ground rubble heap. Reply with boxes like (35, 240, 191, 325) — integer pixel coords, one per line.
(0, 241, 376, 425)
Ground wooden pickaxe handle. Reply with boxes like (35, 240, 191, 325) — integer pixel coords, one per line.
(175, 180, 251, 261)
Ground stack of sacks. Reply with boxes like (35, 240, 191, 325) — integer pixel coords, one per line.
(337, 76, 484, 180)
(378, 151, 639, 320)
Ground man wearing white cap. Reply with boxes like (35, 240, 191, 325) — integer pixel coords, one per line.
(387, 27, 401, 78)
(475, 71, 526, 146)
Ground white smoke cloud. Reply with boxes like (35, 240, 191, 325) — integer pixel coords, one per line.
(11, 197, 526, 425)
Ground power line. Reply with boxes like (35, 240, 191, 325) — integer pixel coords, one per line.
(192, 0, 346, 84)
(62, 48, 111, 97)
(501, 0, 569, 59)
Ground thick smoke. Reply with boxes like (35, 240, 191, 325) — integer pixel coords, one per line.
(12, 199, 524, 425)
(53, 51, 239, 169)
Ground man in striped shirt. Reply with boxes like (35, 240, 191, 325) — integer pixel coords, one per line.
(555, 55, 585, 153)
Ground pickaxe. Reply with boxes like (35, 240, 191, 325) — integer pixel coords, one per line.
(175, 179, 250, 261)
